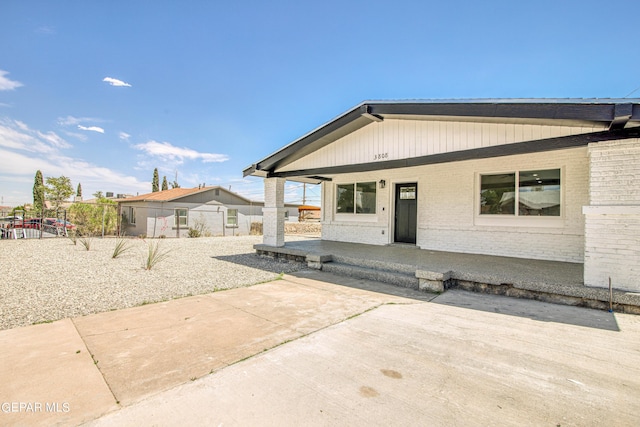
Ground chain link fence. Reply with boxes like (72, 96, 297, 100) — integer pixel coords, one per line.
(1, 203, 321, 240)
(0, 203, 119, 240)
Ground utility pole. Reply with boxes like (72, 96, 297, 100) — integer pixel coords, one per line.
(303, 183, 306, 205)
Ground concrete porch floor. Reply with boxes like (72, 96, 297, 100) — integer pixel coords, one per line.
(255, 239, 640, 313)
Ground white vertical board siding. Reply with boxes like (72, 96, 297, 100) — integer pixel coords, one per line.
(278, 119, 603, 173)
(321, 147, 588, 262)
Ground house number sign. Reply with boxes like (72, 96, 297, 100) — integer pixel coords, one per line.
(374, 152, 389, 160)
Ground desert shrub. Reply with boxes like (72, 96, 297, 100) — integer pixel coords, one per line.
(188, 213, 209, 238)
(112, 236, 133, 259)
(68, 200, 118, 236)
(68, 230, 78, 245)
(144, 241, 171, 270)
(79, 236, 93, 251)
(250, 222, 263, 235)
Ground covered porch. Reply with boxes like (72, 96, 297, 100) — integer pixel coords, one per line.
(246, 100, 640, 294)
(255, 239, 640, 314)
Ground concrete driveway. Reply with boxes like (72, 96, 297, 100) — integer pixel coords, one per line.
(1, 271, 638, 426)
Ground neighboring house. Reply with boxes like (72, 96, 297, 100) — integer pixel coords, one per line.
(244, 99, 640, 293)
(0, 206, 13, 217)
(298, 205, 321, 222)
(118, 186, 299, 238)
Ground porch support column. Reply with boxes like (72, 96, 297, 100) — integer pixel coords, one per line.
(583, 139, 640, 292)
(262, 177, 286, 247)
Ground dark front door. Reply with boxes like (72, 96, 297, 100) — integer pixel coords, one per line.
(394, 183, 417, 244)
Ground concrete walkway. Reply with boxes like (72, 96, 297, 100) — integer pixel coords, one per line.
(1, 271, 639, 426)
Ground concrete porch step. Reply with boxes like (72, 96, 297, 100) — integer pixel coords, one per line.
(256, 242, 640, 314)
(321, 262, 420, 290)
(330, 254, 417, 276)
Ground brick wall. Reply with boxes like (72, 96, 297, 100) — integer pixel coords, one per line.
(322, 147, 588, 262)
(584, 139, 640, 292)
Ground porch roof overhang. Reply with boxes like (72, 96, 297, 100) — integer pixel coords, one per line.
(243, 99, 640, 182)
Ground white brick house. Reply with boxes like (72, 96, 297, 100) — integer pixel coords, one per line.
(244, 99, 640, 292)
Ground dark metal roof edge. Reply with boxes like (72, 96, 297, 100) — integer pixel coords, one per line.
(248, 99, 640, 177)
(363, 97, 640, 105)
(255, 104, 368, 172)
(368, 101, 640, 122)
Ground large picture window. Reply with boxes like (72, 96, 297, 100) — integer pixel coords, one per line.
(480, 169, 560, 216)
(336, 182, 376, 214)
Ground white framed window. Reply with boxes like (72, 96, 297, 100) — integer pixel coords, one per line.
(479, 168, 561, 217)
(175, 208, 188, 227)
(336, 182, 377, 214)
(227, 209, 238, 227)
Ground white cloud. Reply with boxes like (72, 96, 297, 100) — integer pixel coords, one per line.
(134, 140, 229, 164)
(57, 116, 103, 126)
(0, 70, 23, 91)
(103, 77, 131, 87)
(0, 118, 149, 206)
(36, 26, 56, 35)
(0, 147, 148, 206)
(63, 131, 88, 142)
(37, 131, 70, 148)
(78, 125, 105, 134)
(119, 132, 130, 141)
(0, 119, 70, 153)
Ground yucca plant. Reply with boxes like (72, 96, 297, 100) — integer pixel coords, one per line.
(112, 236, 132, 259)
(68, 230, 78, 245)
(79, 236, 93, 251)
(144, 240, 171, 270)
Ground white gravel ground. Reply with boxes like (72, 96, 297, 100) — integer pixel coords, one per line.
(0, 235, 310, 330)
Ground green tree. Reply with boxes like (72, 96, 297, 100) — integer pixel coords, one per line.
(162, 176, 168, 191)
(152, 168, 159, 192)
(45, 176, 74, 211)
(33, 170, 45, 213)
(77, 183, 83, 198)
(170, 179, 180, 189)
(93, 191, 104, 199)
(11, 205, 26, 216)
(68, 198, 118, 236)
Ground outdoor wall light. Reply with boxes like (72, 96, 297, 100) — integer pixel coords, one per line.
(379, 180, 386, 189)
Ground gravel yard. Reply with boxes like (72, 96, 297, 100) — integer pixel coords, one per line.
(0, 235, 310, 330)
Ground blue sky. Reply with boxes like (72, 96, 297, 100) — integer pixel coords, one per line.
(1, 0, 639, 207)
